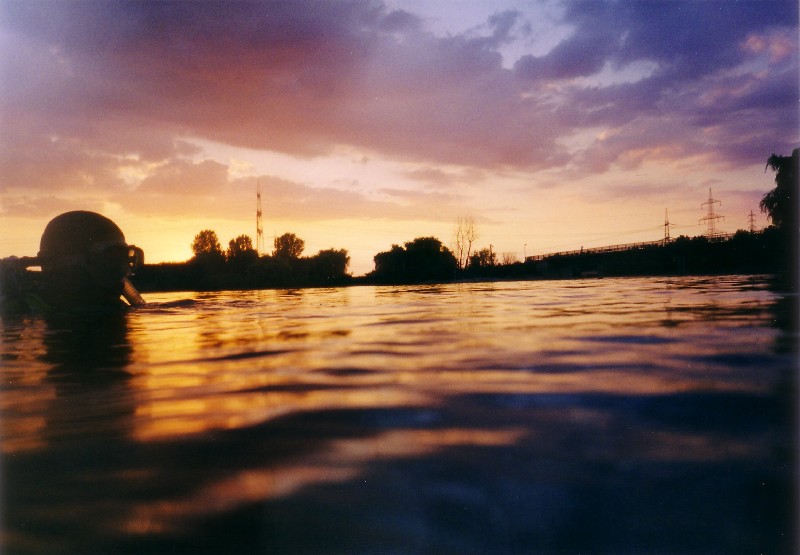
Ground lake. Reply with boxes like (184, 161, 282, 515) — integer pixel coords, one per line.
(1, 275, 796, 554)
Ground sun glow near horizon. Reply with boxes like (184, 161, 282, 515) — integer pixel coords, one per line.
(0, 1, 795, 275)
(0, 146, 779, 277)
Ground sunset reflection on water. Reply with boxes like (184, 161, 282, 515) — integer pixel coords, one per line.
(1, 276, 795, 554)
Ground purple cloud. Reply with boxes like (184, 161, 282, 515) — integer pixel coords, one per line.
(0, 0, 796, 207)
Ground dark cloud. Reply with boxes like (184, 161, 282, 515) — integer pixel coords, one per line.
(516, 0, 795, 82)
(2, 0, 565, 175)
(486, 10, 526, 47)
(0, 0, 796, 211)
(515, 27, 618, 80)
(536, 1, 798, 170)
(378, 8, 422, 33)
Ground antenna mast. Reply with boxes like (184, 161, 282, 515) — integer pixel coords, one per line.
(748, 209, 756, 234)
(256, 180, 264, 256)
(699, 188, 724, 239)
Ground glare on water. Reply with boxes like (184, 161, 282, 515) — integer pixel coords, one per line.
(1, 276, 795, 554)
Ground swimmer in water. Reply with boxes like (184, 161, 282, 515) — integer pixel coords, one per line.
(0, 211, 146, 313)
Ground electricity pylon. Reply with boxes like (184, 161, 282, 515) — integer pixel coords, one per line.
(663, 208, 673, 244)
(699, 188, 724, 239)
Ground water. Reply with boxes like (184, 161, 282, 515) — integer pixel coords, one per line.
(1, 275, 796, 554)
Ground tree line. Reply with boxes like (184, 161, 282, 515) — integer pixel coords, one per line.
(133, 230, 350, 291)
(132, 149, 797, 291)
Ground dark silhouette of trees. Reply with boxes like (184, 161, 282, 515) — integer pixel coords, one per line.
(137, 229, 351, 291)
(135, 151, 799, 293)
(373, 245, 406, 281)
(187, 229, 225, 288)
(191, 230, 223, 258)
(371, 237, 457, 283)
(247, 246, 350, 287)
(501, 252, 518, 265)
(309, 249, 350, 283)
(227, 235, 258, 268)
(761, 148, 798, 231)
(469, 247, 497, 269)
(273, 233, 305, 259)
(760, 148, 799, 288)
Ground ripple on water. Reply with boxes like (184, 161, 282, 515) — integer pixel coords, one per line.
(0, 276, 793, 555)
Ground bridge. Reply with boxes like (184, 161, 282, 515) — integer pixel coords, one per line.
(525, 233, 734, 262)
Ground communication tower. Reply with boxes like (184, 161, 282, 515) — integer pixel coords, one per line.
(748, 209, 757, 234)
(699, 188, 724, 239)
(256, 180, 264, 256)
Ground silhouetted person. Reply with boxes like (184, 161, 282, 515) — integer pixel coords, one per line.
(0, 211, 146, 313)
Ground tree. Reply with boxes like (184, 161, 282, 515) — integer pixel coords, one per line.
(453, 219, 466, 269)
(373, 237, 457, 283)
(453, 216, 478, 269)
(501, 252, 518, 265)
(309, 249, 350, 282)
(373, 244, 405, 281)
(273, 233, 305, 259)
(189, 230, 225, 284)
(227, 235, 258, 266)
(191, 230, 223, 258)
(403, 237, 457, 281)
(469, 247, 497, 269)
(760, 148, 798, 231)
(760, 148, 799, 287)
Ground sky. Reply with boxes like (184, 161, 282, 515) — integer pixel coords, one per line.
(1, 0, 797, 276)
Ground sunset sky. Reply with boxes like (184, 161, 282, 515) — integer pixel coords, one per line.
(1, 0, 797, 275)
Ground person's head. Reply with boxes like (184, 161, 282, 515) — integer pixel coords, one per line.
(38, 211, 143, 309)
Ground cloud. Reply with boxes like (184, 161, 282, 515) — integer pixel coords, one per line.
(106, 156, 463, 224)
(514, 27, 619, 81)
(255, 174, 468, 222)
(2, 0, 569, 173)
(136, 159, 228, 196)
(401, 166, 487, 189)
(0, 0, 796, 221)
(514, 0, 797, 169)
(0, 194, 108, 219)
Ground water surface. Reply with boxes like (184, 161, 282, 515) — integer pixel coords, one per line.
(1, 276, 796, 554)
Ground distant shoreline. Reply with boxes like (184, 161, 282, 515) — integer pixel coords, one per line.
(132, 228, 793, 293)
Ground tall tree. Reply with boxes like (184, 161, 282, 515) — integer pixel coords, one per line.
(273, 233, 305, 259)
(373, 244, 405, 281)
(760, 148, 799, 289)
(464, 217, 478, 268)
(373, 237, 457, 283)
(760, 148, 798, 231)
(227, 235, 258, 265)
(453, 216, 478, 269)
(309, 249, 350, 282)
(191, 230, 223, 257)
(404, 237, 458, 281)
